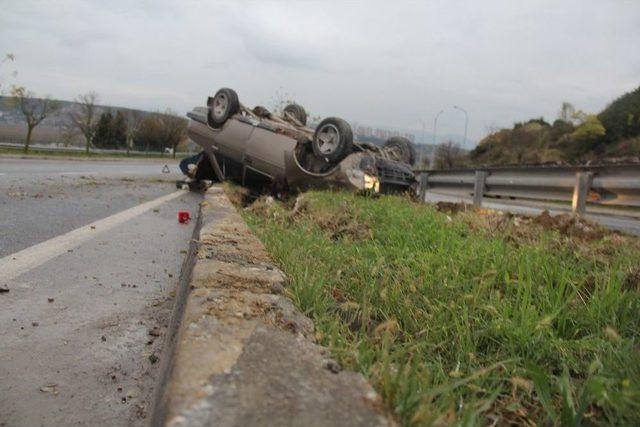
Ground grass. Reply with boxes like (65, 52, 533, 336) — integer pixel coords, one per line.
(234, 187, 640, 426)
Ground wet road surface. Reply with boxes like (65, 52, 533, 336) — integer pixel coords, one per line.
(0, 158, 201, 426)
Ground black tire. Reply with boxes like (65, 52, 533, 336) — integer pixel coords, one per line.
(207, 88, 240, 128)
(312, 117, 353, 163)
(384, 136, 417, 166)
(283, 103, 307, 126)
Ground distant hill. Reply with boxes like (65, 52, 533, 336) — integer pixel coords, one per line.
(0, 96, 153, 128)
(469, 86, 640, 166)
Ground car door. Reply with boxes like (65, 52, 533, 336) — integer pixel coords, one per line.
(211, 117, 255, 164)
(244, 123, 296, 181)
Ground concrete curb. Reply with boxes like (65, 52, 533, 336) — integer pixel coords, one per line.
(149, 202, 203, 426)
(151, 185, 393, 427)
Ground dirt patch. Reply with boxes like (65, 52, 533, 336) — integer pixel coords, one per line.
(531, 210, 608, 241)
(460, 208, 619, 247)
(313, 207, 373, 241)
(245, 195, 280, 218)
(244, 194, 372, 241)
(224, 184, 253, 208)
(435, 201, 474, 215)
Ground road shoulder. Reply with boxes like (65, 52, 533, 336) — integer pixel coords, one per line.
(152, 186, 394, 427)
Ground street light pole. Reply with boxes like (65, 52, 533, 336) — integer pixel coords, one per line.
(453, 105, 468, 148)
(430, 109, 444, 169)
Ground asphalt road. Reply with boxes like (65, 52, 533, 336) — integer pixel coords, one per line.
(0, 158, 201, 426)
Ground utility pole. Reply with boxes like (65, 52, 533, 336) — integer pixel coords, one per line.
(453, 105, 468, 148)
(429, 110, 444, 169)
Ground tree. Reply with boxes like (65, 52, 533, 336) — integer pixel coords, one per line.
(60, 121, 80, 147)
(135, 115, 163, 152)
(133, 111, 186, 156)
(10, 86, 60, 153)
(93, 110, 113, 148)
(269, 86, 296, 114)
(0, 53, 17, 95)
(570, 114, 606, 150)
(158, 111, 187, 158)
(111, 111, 127, 149)
(598, 85, 640, 143)
(69, 92, 99, 153)
(124, 110, 142, 155)
(434, 141, 466, 169)
(558, 102, 576, 123)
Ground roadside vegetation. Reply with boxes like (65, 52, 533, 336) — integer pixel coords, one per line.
(468, 87, 640, 167)
(1, 53, 190, 157)
(425, 85, 640, 169)
(231, 187, 640, 425)
(0, 146, 184, 159)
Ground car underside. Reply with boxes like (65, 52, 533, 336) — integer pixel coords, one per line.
(184, 88, 417, 195)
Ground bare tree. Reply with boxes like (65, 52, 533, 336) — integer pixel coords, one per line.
(69, 92, 99, 153)
(10, 86, 60, 153)
(124, 110, 142, 155)
(0, 53, 17, 95)
(60, 121, 80, 147)
(158, 111, 187, 158)
(269, 86, 296, 115)
(434, 140, 466, 169)
(558, 102, 576, 123)
(484, 123, 500, 135)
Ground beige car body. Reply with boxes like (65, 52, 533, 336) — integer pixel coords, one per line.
(186, 106, 414, 192)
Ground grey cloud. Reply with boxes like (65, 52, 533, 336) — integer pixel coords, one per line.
(1, 0, 639, 143)
(240, 32, 326, 71)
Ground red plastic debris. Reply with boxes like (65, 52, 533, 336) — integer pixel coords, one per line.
(178, 211, 190, 223)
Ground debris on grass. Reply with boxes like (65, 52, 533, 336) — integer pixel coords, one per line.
(313, 205, 373, 241)
(434, 201, 472, 215)
(243, 193, 373, 241)
(223, 182, 253, 208)
(531, 210, 607, 241)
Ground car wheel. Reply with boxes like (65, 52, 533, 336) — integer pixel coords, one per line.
(312, 117, 353, 163)
(207, 88, 240, 128)
(283, 103, 307, 126)
(384, 137, 417, 166)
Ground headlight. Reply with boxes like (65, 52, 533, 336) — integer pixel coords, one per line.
(363, 174, 380, 192)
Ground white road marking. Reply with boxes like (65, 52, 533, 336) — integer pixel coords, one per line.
(0, 190, 185, 282)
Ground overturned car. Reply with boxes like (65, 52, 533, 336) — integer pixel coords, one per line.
(184, 88, 417, 194)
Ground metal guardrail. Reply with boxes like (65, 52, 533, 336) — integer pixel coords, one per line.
(415, 164, 640, 214)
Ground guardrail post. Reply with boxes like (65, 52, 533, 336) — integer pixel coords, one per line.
(473, 171, 487, 207)
(418, 172, 429, 201)
(572, 172, 593, 215)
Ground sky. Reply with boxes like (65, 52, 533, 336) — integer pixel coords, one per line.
(1, 0, 639, 145)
